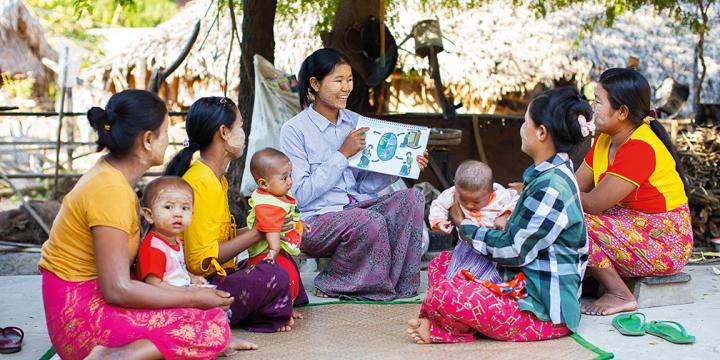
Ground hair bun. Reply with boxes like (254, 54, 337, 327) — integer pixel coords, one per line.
(104, 108, 116, 126)
(87, 106, 117, 152)
(87, 106, 108, 130)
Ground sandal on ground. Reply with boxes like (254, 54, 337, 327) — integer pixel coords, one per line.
(645, 320, 696, 344)
(611, 312, 647, 336)
(0, 327, 24, 354)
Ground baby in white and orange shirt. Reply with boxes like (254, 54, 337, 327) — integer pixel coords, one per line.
(429, 160, 519, 281)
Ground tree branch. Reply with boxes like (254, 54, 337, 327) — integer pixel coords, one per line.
(694, 0, 708, 104)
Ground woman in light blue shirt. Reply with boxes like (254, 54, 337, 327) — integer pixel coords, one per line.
(280, 48, 428, 300)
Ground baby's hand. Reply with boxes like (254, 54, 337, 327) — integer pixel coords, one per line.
(437, 220, 453, 234)
(493, 213, 510, 230)
(449, 192, 465, 227)
(266, 249, 279, 261)
(302, 222, 312, 234)
(190, 274, 208, 286)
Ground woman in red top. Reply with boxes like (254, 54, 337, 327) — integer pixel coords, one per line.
(576, 68, 692, 316)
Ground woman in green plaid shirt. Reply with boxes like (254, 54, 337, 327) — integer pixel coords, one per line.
(408, 87, 591, 344)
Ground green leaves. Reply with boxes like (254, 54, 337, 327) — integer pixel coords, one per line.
(72, 0, 138, 19)
(276, 0, 339, 33)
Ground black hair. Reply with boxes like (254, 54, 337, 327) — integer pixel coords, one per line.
(298, 48, 352, 109)
(141, 176, 194, 208)
(87, 89, 167, 158)
(599, 68, 689, 194)
(249, 147, 290, 181)
(528, 86, 593, 153)
(163, 97, 238, 177)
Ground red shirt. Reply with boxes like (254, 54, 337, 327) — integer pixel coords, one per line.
(584, 124, 687, 213)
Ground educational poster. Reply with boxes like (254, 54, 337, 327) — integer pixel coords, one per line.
(348, 116, 430, 179)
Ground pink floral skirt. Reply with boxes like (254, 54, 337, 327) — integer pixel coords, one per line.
(41, 270, 230, 359)
(585, 204, 693, 276)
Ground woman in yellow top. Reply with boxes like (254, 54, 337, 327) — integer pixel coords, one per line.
(164, 97, 305, 333)
(38, 90, 256, 359)
(576, 69, 693, 316)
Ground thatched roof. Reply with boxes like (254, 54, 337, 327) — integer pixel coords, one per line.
(0, 0, 57, 85)
(84, 0, 719, 111)
(83, 0, 320, 104)
(391, 1, 719, 108)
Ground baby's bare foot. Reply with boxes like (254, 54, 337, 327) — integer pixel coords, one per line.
(406, 318, 432, 344)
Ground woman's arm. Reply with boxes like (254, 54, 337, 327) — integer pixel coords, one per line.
(93, 226, 233, 309)
(280, 125, 348, 206)
(580, 174, 637, 214)
(580, 138, 654, 214)
(143, 274, 183, 289)
(575, 163, 595, 193)
(214, 227, 263, 265)
(456, 186, 567, 267)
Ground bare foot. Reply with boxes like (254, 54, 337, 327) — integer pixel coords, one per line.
(84, 339, 160, 359)
(84, 345, 109, 360)
(314, 288, 331, 298)
(278, 316, 294, 332)
(219, 336, 257, 357)
(292, 310, 303, 320)
(228, 336, 257, 350)
(582, 291, 637, 316)
(406, 318, 432, 344)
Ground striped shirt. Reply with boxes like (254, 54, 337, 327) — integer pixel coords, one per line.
(459, 153, 588, 331)
(246, 189, 303, 257)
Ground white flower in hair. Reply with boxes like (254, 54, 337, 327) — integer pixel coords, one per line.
(578, 115, 595, 137)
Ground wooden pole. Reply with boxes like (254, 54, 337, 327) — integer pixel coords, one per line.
(472, 115, 489, 164)
(53, 51, 68, 198)
(379, 0, 386, 67)
(65, 87, 74, 171)
(0, 170, 51, 236)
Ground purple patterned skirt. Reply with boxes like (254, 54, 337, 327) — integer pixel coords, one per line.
(445, 240, 501, 283)
(301, 189, 424, 300)
(209, 259, 307, 333)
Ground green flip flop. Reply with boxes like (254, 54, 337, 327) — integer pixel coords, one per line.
(645, 320, 696, 344)
(611, 312, 647, 336)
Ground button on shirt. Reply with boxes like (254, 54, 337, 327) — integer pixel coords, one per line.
(280, 106, 397, 219)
